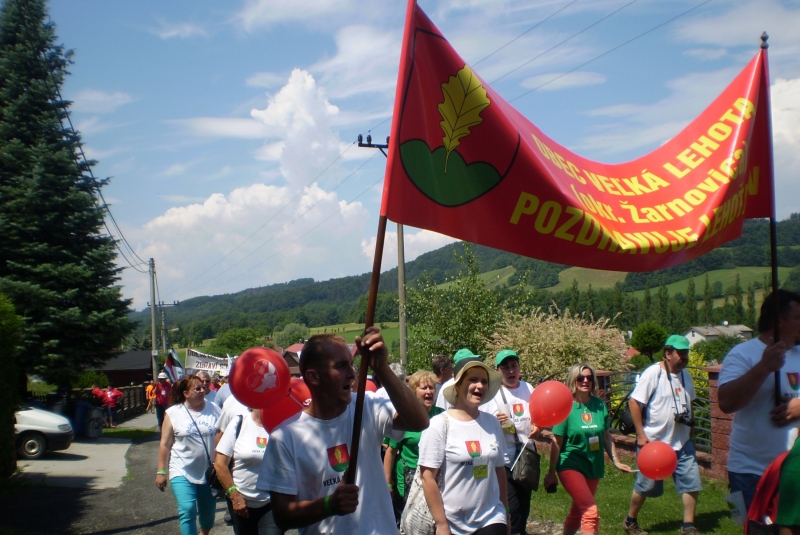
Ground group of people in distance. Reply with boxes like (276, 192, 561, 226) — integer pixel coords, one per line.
(152, 289, 800, 535)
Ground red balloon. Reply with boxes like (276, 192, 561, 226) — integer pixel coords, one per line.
(365, 379, 378, 393)
(637, 441, 678, 480)
(529, 380, 573, 427)
(229, 347, 290, 409)
(289, 377, 312, 407)
(260, 394, 303, 432)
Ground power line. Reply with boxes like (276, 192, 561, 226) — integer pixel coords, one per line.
(489, 0, 639, 85)
(508, 0, 712, 102)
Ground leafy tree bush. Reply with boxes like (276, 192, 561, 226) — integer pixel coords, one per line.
(273, 323, 310, 349)
(484, 307, 629, 380)
(72, 370, 109, 389)
(405, 244, 504, 373)
(207, 327, 264, 356)
(630, 321, 669, 362)
(691, 335, 742, 364)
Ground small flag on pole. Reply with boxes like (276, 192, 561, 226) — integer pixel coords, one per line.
(164, 349, 185, 382)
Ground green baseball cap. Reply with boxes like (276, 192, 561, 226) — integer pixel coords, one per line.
(453, 348, 480, 364)
(665, 334, 690, 351)
(495, 349, 519, 367)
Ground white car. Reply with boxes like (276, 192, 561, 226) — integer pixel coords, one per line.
(15, 405, 74, 460)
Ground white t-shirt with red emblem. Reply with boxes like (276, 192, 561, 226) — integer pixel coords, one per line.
(216, 413, 270, 508)
(481, 381, 535, 466)
(418, 411, 507, 535)
(257, 393, 399, 535)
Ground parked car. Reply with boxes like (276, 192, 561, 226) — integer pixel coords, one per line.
(15, 405, 74, 460)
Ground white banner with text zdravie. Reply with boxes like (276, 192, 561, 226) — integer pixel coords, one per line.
(185, 349, 231, 376)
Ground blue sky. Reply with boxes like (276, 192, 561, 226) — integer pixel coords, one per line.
(46, 0, 800, 310)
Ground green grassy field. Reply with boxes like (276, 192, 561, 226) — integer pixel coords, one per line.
(533, 457, 740, 535)
(546, 266, 628, 292)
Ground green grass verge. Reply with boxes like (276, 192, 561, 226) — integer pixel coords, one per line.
(101, 428, 156, 440)
(532, 457, 738, 534)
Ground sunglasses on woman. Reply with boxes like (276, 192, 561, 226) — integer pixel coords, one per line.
(577, 375, 594, 383)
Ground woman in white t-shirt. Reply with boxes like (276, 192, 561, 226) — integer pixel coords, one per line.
(214, 408, 279, 535)
(155, 375, 220, 535)
(418, 359, 510, 535)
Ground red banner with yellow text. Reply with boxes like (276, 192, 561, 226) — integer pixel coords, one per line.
(380, 2, 774, 272)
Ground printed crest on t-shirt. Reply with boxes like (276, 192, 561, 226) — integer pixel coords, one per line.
(327, 444, 350, 472)
(581, 413, 593, 425)
(465, 440, 482, 457)
(256, 437, 267, 449)
(513, 403, 524, 417)
(787, 372, 800, 391)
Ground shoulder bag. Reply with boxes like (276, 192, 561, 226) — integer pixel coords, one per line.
(502, 387, 541, 492)
(185, 405, 242, 492)
(399, 413, 450, 535)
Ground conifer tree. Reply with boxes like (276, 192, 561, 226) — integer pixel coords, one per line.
(703, 274, 714, 324)
(685, 277, 698, 326)
(0, 0, 132, 391)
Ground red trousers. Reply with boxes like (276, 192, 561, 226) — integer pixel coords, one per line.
(558, 469, 600, 534)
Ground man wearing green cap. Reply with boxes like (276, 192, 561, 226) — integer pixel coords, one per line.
(623, 334, 702, 535)
(482, 349, 538, 535)
(434, 348, 482, 410)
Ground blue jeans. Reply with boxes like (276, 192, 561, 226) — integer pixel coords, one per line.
(728, 471, 762, 513)
(170, 476, 216, 535)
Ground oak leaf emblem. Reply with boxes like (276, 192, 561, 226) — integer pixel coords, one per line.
(438, 65, 491, 172)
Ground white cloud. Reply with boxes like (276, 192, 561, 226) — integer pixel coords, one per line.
(70, 89, 134, 113)
(176, 117, 270, 138)
(772, 77, 800, 218)
(246, 72, 286, 88)
(162, 162, 193, 177)
(250, 69, 341, 188)
(234, 0, 358, 31)
(151, 22, 208, 39)
(362, 229, 459, 270)
(520, 71, 606, 91)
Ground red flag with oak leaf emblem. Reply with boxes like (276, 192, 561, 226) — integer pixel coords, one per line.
(380, 0, 774, 272)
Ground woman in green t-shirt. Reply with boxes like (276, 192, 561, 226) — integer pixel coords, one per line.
(543, 363, 631, 535)
(384, 370, 443, 523)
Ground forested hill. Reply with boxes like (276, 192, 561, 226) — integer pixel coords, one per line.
(128, 216, 800, 337)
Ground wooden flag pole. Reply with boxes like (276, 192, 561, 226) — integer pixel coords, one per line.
(345, 214, 388, 484)
(760, 32, 782, 407)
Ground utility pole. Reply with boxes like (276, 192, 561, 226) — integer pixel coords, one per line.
(147, 258, 179, 379)
(357, 134, 407, 364)
(149, 258, 158, 381)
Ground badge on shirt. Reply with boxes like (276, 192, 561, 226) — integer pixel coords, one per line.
(465, 441, 482, 458)
(787, 372, 800, 391)
(473, 457, 488, 479)
(588, 436, 600, 452)
(327, 444, 350, 472)
(581, 413, 593, 425)
(513, 403, 525, 417)
(256, 437, 267, 449)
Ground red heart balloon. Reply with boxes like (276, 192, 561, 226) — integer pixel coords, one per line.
(229, 347, 290, 409)
(529, 380, 573, 427)
(637, 441, 678, 481)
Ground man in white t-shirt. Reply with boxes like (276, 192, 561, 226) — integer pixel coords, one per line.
(718, 289, 800, 512)
(197, 371, 217, 407)
(257, 328, 429, 534)
(481, 349, 538, 535)
(624, 335, 702, 535)
(435, 348, 482, 410)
